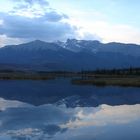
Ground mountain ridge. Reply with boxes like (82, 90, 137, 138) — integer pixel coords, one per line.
(0, 39, 139, 71)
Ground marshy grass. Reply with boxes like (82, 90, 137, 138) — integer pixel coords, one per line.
(71, 76, 140, 87)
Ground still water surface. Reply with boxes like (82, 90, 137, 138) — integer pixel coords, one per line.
(0, 79, 139, 140)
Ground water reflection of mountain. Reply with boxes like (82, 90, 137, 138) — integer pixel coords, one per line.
(0, 98, 140, 140)
(0, 79, 140, 140)
(0, 79, 140, 107)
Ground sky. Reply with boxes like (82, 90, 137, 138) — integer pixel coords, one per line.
(0, 0, 140, 47)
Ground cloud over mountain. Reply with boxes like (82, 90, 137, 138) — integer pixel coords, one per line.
(0, 0, 77, 44)
(0, 13, 76, 41)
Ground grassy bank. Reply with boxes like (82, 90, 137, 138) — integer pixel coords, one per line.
(0, 71, 79, 80)
(71, 76, 140, 87)
(0, 68, 140, 87)
(0, 73, 55, 80)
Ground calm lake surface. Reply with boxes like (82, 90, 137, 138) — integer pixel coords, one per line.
(0, 78, 140, 140)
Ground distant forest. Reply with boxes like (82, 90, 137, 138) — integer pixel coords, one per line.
(0, 67, 140, 76)
(79, 67, 140, 75)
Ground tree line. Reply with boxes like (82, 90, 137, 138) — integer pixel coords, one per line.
(79, 67, 140, 75)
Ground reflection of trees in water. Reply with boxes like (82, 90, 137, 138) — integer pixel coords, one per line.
(0, 79, 139, 107)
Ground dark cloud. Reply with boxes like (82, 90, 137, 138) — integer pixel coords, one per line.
(0, 0, 101, 46)
(0, 12, 77, 41)
(0, 0, 77, 41)
(43, 11, 69, 22)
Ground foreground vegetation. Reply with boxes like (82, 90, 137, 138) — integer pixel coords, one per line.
(0, 70, 76, 80)
(71, 77, 140, 87)
(72, 68, 140, 87)
(0, 68, 140, 87)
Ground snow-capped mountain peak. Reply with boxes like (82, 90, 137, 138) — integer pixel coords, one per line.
(0, 39, 140, 71)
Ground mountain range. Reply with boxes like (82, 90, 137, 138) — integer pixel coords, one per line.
(0, 39, 140, 71)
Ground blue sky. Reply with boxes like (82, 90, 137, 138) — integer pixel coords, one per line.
(0, 0, 140, 46)
(52, 0, 140, 25)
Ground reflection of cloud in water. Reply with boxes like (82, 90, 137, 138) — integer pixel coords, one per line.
(0, 98, 140, 140)
(61, 105, 140, 128)
(0, 98, 32, 111)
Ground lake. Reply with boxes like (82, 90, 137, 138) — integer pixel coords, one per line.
(0, 78, 140, 140)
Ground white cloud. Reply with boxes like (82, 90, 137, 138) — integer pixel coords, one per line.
(0, 98, 32, 111)
(0, 35, 23, 47)
(0, 0, 79, 46)
(61, 104, 140, 129)
(0, 19, 3, 25)
(69, 17, 140, 44)
(0, 0, 139, 46)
